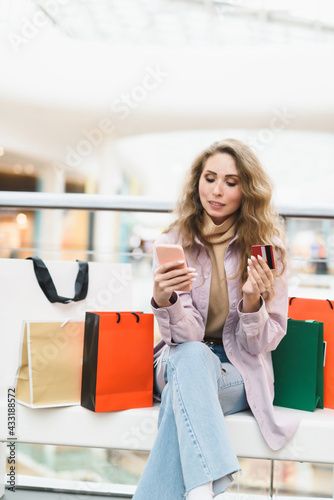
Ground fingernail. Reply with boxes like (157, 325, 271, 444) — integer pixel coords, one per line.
(188, 267, 196, 271)
(251, 255, 257, 262)
(190, 278, 196, 282)
(190, 272, 198, 276)
(258, 255, 263, 260)
(247, 258, 252, 265)
(177, 260, 185, 264)
(247, 266, 251, 273)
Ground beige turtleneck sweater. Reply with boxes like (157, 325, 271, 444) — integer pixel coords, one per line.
(201, 211, 238, 340)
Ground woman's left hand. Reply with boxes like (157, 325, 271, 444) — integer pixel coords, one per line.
(241, 255, 274, 311)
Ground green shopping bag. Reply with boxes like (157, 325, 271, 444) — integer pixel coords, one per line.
(272, 318, 324, 412)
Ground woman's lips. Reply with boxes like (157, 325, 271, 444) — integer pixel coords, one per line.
(209, 201, 225, 208)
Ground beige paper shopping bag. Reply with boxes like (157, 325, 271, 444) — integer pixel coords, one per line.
(16, 320, 84, 408)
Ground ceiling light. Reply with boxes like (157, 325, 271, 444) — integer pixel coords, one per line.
(13, 164, 23, 174)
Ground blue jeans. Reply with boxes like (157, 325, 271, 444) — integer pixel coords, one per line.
(133, 341, 249, 500)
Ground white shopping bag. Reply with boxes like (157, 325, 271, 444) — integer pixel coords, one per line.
(0, 258, 132, 410)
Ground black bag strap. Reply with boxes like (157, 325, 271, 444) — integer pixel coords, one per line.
(289, 297, 333, 309)
(27, 257, 89, 304)
(115, 312, 142, 323)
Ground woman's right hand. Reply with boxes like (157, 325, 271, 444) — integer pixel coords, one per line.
(153, 261, 197, 307)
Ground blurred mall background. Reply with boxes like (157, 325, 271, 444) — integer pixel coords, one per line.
(1, 0, 334, 497)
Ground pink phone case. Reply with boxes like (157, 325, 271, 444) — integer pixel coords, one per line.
(156, 244, 192, 292)
(251, 245, 275, 269)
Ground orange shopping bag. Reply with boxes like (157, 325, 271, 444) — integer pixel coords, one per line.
(288, 297, 334, 409)
(81, 311, 154, 412)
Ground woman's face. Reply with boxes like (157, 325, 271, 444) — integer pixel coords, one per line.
(198, 153, 242, 225)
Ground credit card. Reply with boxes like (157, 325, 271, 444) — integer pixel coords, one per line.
(251, 245, 275, 269)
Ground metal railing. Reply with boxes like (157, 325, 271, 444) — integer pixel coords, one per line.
(0, 192, 173, 213)
(1, 191, 334, 219)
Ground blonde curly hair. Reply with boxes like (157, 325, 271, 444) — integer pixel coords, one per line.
(167, 138, 287, 285)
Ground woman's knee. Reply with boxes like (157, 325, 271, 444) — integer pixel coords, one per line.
(168, 341, 219, 371)
(170, 340, 210, 359)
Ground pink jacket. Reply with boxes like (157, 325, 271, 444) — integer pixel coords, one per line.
(152, 229, 300, 451)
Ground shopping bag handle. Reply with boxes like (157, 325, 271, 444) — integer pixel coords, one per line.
(27, 257, 89, 304)
(115, 312, 141, 323)
(289, 297, 333, 309)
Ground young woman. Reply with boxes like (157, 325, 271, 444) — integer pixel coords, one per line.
(133, 138, 300, 500)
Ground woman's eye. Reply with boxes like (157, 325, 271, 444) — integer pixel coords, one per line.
(205, 178, 215, 183)
(226, 182, 236, 187)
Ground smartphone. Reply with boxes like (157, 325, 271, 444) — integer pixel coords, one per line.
(251, 244, 276, 269)
(156, 244, 192, 292)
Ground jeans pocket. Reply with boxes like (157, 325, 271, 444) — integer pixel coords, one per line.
(218, 363, 249, 415)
